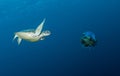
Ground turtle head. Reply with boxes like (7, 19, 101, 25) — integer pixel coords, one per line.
(40, 30, 51, 37)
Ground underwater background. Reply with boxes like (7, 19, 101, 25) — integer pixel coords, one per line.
(0, 0, 120, 76)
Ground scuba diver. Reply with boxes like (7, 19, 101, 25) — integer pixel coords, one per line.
(80, 31, 97, 47)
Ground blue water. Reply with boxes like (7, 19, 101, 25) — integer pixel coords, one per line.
(0, 0, 120, 76)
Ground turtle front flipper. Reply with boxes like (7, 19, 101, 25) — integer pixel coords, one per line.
(35, 18, 46, 35)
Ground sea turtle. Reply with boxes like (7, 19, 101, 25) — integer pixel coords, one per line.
(13, 19, 51, 45)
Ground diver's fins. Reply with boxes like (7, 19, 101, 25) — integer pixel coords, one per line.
(35, 18, 46, 35)
(17, 37, 22, 45)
